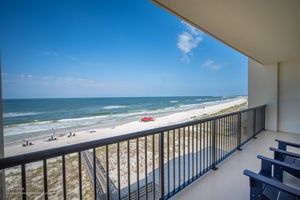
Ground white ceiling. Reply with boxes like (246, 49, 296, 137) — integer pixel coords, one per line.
(151, 0, 300, 65)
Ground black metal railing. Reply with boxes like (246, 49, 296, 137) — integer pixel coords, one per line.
(0, 105, 266, 200)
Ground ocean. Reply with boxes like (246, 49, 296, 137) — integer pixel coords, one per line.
(3, 96, 241, 143)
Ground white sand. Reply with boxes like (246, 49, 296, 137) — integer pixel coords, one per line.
(5, 97, 247, 157)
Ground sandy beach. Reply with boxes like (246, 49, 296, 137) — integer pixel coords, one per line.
(5, 97, 247, 157)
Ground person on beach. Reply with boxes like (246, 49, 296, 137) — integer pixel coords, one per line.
(22, 140, 33, 147)
(47, 128, 57, 141)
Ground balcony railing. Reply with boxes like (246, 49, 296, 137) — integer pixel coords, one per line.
(0, 105, 266, 200)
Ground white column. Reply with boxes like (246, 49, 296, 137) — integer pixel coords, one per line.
(248, 58, 279, 131)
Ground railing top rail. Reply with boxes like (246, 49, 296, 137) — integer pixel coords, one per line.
(0, 104, 266, 169)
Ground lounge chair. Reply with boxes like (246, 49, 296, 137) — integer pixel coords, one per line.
(243, 155, 300, 200)
(275, 139, 300, 151)
(269, 139, 300, 181)
(270, 147, 300, 181)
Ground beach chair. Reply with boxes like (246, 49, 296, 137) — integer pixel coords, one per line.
(243, 155, 300, 200)
(269, 139, 300, 181)
(275, 139, 300, 151)
(269, 148, 300, 181)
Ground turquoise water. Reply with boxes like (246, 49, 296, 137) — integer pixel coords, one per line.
(3, 96, 241, 143)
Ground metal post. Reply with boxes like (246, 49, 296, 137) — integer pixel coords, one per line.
(263, 105, 266, 130)
(212, 120, 217, 170)
(0, 52, 6, 200)
(253, 109, 257, 138)
(159, 131, 164, 200)
(43, 159, 48, 200)
(237, 113, 242, 151)
(21, 164, 26, 200)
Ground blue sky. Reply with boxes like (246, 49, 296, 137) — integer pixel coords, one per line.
(0, 0, 247, 98)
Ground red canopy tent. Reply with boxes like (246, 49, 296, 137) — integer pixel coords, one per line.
(140, 116, 155, 122)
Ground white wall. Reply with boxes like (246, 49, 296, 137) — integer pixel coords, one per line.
(249, 58, 300, 134)
(248, 58, 278, 131)
(278, 59, 300, 134)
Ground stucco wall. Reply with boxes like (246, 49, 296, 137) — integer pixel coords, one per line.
(278, 59, 300, 134)
(248, 58, 278, 131)
(249, 58, 300, 134)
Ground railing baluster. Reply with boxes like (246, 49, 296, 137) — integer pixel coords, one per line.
(232, 115, 235, 150)
(21, 164, 26, 200)
(117, 143, 121, 200)
(224, 118, 226, 158)
(228, 116, 230, 153)
(203, 123, 206, 172)
(62, 155, 66, 200)
(219, 119, 222, 161)
(226, 117, 228, 155)
(231, 115, 234, 150)
(260, 108, 262, 131)
(172, 129, 175, 194)
(178, 128, 181, 190)
(231, 115, 233, 150)
(262, 106, 264, 130)
(93, 148, 97, 200)
(220, 119, 222, 161)
(212, 120, 217, 170)
(230, 115, 232, 151)
(199, 124, 201, 174)
(43, 159, 48, 200)
(188, 126, 190, 183)
(106, 145, 110, 200)
(253, 109, 257, 138)
(183, 128, 185, 184)
(127, 141, 130, 200)
(232, 115, 234, 150)
(152, 134, 155, 200)
(207, 122, 210, 170)
(230, 115, 233, 151)
(167, 131, 170, 197)
(236, 114, 238, 148)
(136, 138, 139, 200)
(199, 123, 204, 176)
(196, 124, 198, 177)
(192, 125, 194, 180)
(78, 152, 82, 200)
(237, 113, 241, 150)
(203, 122, 206, 171)
(159, 131, 164, 200)
(217, 119, 220, 163)
(205, 122, 208, 171)
(229, 115, 234, 152)
(223, 117, 225, 157)
(145, 137, 148, 200)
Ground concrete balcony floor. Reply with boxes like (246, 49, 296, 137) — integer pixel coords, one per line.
(172, 131, 300, 200)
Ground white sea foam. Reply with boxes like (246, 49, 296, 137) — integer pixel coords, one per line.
(4, 112, 41, 118)
(179, 103, 200, 108)
(102, 105, 128, 110)
(170, 100, 178, 103)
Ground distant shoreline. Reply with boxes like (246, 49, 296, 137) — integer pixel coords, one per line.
(4, 97, 247, 157)
(4, 96, 244, 144)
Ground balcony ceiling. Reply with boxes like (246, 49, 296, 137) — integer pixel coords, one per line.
(151, 0, 300, 65)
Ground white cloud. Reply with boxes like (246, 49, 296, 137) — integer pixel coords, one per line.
(177, 21, 203, 62)
(181, 21, 203, 36)
(202, 60, 222, 70)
